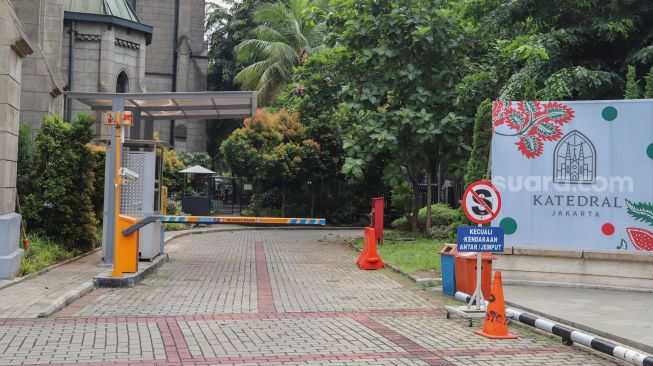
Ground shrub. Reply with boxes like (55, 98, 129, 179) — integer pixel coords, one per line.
(163, 223, 188, 231)
(21, 114, 100, 251)
(464, 100, 492, 186)
(20, 233, 80, 275)
(17, 123, 33, 193)
(163, 150, 185, 198)
(391, 203, 460, 233)
(87, 145, 106, 222)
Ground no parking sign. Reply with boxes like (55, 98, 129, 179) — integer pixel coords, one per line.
(462, 181, 502, 224)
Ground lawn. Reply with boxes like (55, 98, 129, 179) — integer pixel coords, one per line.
(354, 230, 446, 277)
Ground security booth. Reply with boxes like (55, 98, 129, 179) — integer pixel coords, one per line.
(67, 91, 258, 270)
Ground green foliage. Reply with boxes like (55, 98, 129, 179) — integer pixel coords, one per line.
(645, 66, 653, 98)
(625, 65, 641, 99)
(88, 146, 106, 222)
(464, 100, 492, 186)
(163, 223, 189, 231)
(391, 182, 413, 217)
(17, 123, 33, 193)
(390, 204, 461, 232)
(331, 0, 470, 230)
(539, 67, 621, 100)
(207, 0, 270, 92)
(221, 108, 321, 216)
(20, 233, 80, 275)
(162, 150, 185, 198)
(21, 114, 99, 251)
(234, 0, 327, 104)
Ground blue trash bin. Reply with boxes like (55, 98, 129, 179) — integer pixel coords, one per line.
(439, 244, 457, 296)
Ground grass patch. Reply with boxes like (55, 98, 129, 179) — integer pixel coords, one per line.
(20, 234, 82, 276)
(163, 223, 190, 231)
(354, 230, 445, 276)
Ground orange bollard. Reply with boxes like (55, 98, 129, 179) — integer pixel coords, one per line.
(474, 271, 517, 339)
(357, 228, 384, 270)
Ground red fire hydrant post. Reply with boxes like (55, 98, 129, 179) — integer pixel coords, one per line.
(371, 197, 384, 245)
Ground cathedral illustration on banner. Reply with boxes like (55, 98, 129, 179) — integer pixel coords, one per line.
(553, 130, 596, 184)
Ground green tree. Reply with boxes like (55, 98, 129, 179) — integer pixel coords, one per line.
(21, 114, 99, 251)
(331, 0, 468, 231)
(464, 100, 492, 186)
(234, 0, 327, 105)
(207, 0, 271, 92)
(220, 108, 320, 216)
(457, 1, 653, 102)
(276, 48, 358, 215)
(625, 65, 641, 99)
(645, 65, 653, 98)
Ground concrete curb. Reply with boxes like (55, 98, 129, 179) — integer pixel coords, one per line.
(164, 225, 365, 242)
(37, 280, 96, 318)
(504, 299, 653, 355)
(0, 247, 102, 292)
(503, 279, 653, 293)
(94, 253, 169, 288)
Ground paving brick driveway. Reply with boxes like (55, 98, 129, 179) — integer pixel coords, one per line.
(0, 230, 625, 365)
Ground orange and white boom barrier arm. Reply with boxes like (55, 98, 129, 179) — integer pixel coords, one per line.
(122, 216, 326, 236)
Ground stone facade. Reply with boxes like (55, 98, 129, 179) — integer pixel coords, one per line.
(0, 0, 30, 278)
(61, 20, 149, 140)
(10, 0, 208, 152)
(10, 0, 65, 131)
(133, 0, 208, 152)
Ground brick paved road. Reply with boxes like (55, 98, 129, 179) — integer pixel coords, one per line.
(0, 230, 626, 365)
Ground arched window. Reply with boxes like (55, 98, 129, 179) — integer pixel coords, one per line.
(116, 71, 129, 93)
(553, 130, 596, 184)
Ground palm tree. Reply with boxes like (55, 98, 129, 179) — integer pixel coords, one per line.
(234, 0, 326, 105)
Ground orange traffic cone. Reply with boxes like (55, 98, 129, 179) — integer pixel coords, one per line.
(357, 227, 384, 270)
(474, 271, 517, 339)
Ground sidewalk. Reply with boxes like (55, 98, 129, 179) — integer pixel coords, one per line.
(0, 250, 104, 318)
(0, 225, 242, 318)
(504, 284, 653, 354)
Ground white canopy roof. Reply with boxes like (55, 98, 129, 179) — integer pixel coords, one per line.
(179, 165, 216, 174)
(67, 91, 258, 121)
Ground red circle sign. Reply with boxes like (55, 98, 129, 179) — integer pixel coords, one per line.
(462, 181, 502, 224)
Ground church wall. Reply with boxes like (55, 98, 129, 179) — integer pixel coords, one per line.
(135, 0, 208, 152)
(0, 0, 29, 278)
(11, 0, 65, 131)
(61, 21, 148, 140)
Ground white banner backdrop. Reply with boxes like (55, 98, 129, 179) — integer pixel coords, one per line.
(491, 100, 653, 252)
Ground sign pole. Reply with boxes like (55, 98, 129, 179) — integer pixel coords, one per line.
(447, 180, 503, 325)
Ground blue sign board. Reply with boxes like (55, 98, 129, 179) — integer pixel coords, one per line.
(457, 226, 505, 252)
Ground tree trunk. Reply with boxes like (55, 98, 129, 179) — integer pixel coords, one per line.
(425, 167, 432, 232)
(437, 162, 445, 204)
(281, 181, 286, 218)
(411, 184, 420, 232)
(310, 183, 315, 217)
(406, 163, 421, 232)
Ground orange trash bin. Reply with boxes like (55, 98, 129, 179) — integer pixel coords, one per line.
(454, 252, 496, 299)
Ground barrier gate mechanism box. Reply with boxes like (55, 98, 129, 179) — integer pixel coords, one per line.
(103, 140, 165, 263)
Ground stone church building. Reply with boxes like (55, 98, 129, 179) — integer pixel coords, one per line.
(0, 0, 208, 278)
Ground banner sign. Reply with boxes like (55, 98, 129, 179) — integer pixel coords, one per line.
(457, 226, 505, 252)
(491, 100, 653, 252)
